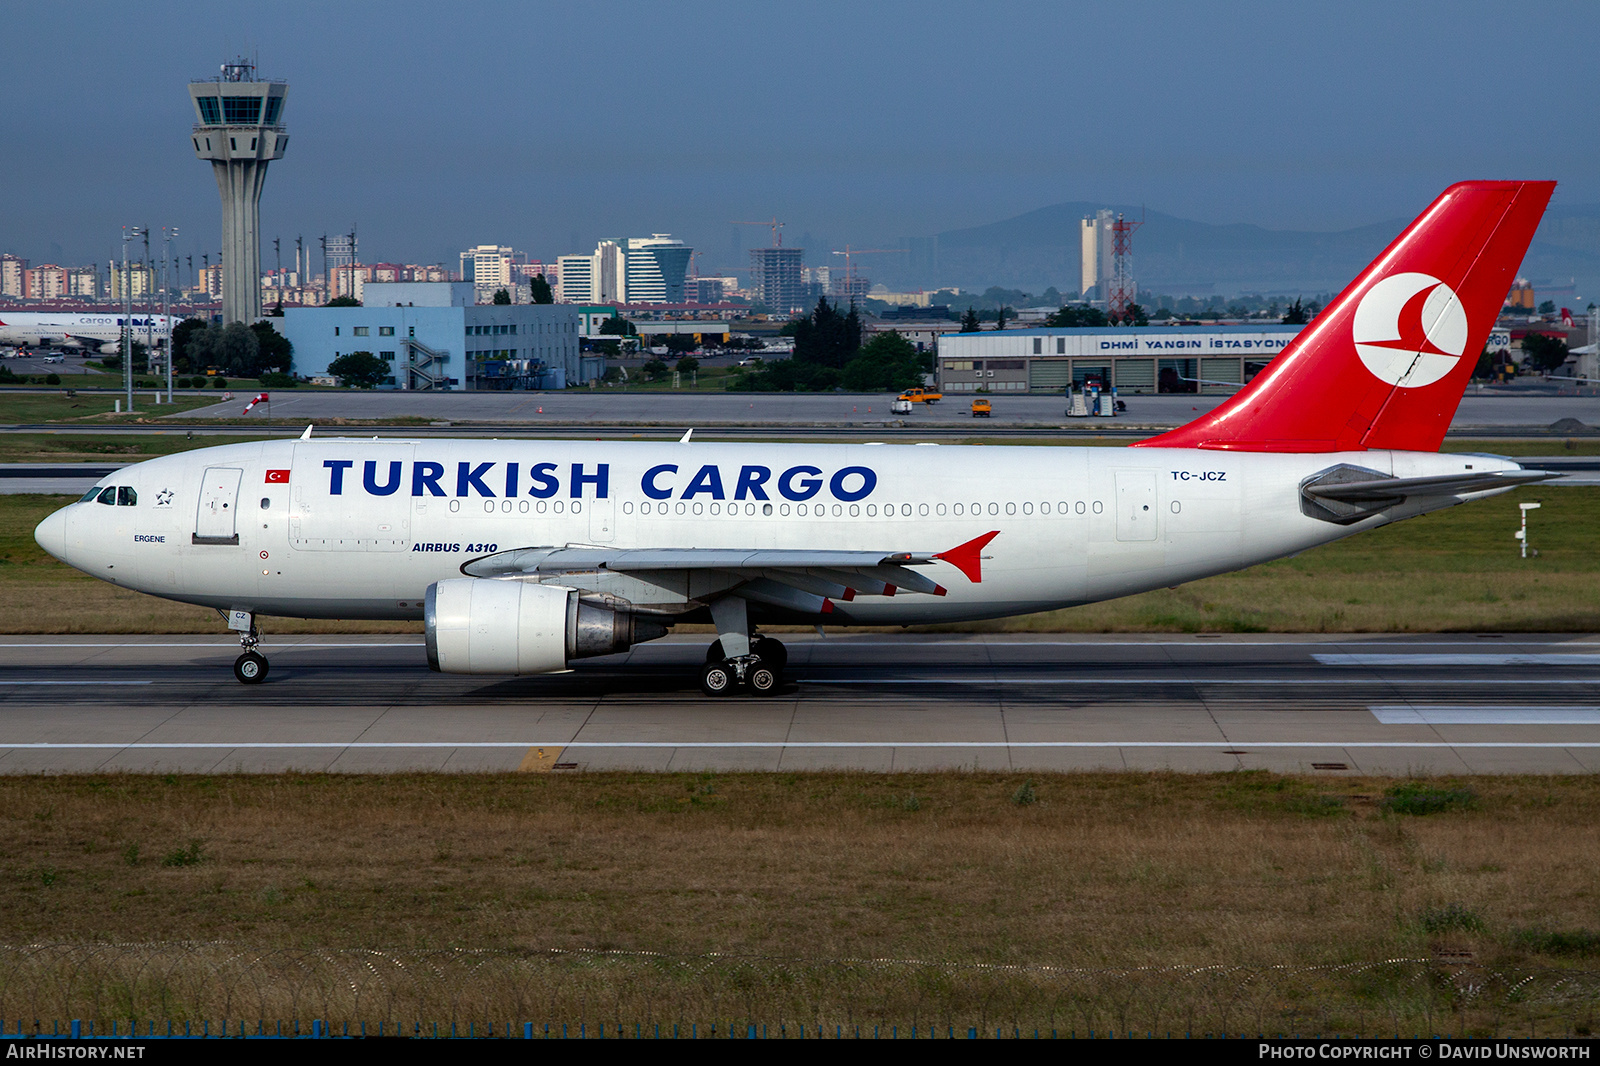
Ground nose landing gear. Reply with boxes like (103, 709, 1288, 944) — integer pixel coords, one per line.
(225, 609, 269, 684)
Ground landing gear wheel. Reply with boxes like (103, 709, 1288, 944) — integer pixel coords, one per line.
(752, 636, 787, 672)
(747, 664, 780, 695)
(698, 660, 734, 697)
(233, 651, 269, 684)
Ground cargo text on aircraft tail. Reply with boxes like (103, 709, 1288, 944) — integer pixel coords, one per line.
(1135, 180, 1555, 454)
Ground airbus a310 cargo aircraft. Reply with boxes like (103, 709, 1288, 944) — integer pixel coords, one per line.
(34, 181, 1559, 693)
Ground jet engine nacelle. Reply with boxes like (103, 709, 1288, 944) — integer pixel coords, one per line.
(424, 577, 666, 675)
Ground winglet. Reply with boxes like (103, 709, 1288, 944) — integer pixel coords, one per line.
(300, 424, 314, 440)
(680, 428, 693, 444)
(821, 597, 835, 614)
(932, 530, 999, 584)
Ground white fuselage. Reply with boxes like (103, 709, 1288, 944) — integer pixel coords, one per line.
(0, 312, 179, 351)
(34, 437, 1522, 625)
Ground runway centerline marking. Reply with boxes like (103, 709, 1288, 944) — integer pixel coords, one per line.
(797, 678, 1600, 686)
(0, 681, 154, 686)
(1318, 653, 1600, 666)
(1371, 705, 1600, 725)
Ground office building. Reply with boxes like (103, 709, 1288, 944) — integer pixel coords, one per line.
(750, 247, 804, 314)
(555, 235, 692, 305)
(1080, 209, 1113, 301)
(0, 255, 26, 299)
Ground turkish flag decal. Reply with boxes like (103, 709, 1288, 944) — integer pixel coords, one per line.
(265, 469, 291, 484)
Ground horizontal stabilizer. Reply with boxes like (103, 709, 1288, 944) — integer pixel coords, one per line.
(1304, 469, 1560, 502)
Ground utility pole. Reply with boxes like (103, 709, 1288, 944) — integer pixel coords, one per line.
(164, 227, 177, 402)
(273, 236, 281, 311)
(319, 234, 328, 304)
(121, 228, 136, 413)
(142, 227, 153, 385)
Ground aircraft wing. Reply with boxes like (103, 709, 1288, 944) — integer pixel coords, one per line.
(461, 532, 1001, 609)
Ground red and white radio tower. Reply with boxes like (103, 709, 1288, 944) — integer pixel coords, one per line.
(1108, 212, 1144, 321)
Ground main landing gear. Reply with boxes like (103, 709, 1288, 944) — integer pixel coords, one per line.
(225, 610, 269, 684)
(700, 635, 786, 697)
(699, 637, 785, 697)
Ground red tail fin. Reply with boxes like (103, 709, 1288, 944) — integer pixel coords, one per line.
(1134, 181, 1554, 453)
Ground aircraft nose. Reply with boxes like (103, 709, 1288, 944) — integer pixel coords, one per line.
(34, 507, 68, 561)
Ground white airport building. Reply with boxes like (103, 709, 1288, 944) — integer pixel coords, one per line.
(936, 324, 1305, 395)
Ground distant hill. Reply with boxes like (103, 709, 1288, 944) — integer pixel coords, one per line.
(899, 200, 1600, 301)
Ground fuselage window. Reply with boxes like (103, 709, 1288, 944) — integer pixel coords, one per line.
(1093, 501, 1104, 514)
(849, 504, 859, 517)
(1022, 502, 1033, 515)
(1005, 502, 1016, 516)
(796, 503, 807, 516)
(832, 504, 842, 517)
(260, 498, 271, 509)
(623, 501, 633, 515)
(918, 503, 929, 517)
(116, 486, 137, 506)
(901, 504, 912, 517)
(936, 503, 946, 516)
(779, 504, 791, 516)
(953, 503, 963, 516)
(866, 504, 876, 517)
(710, 502, 721, 516)
(96, 487, 116, 505)
(1075, 501, 1086, 515)
(763, 504, 773, 516)
(988, 502, 999, 516)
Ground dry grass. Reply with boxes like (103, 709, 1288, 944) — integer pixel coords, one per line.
(0, 772, 1598, 1034)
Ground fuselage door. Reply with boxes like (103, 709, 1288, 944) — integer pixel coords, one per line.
(1114, 470, 1158, 542)
(194, 467, 243, 545)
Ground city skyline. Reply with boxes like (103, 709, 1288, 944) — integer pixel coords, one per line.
(1, 0, 1594, 289)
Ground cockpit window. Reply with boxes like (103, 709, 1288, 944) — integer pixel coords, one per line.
(117, 486, 137, 507)
(80, 487, 102, 503)
(95, 487, 115, 506)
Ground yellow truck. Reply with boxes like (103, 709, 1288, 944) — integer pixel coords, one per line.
(970, 398, 991, 417)
(896, 386, 942, 404)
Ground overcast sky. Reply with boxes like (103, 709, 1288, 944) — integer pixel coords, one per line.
(1, 0, 1592, 276)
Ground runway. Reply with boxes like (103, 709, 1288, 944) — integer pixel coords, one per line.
(2, 633, 1599, 775)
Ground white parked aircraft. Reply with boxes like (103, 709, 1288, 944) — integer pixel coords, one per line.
(34, 181, 1558, 691)
(0, 312, 180, 353)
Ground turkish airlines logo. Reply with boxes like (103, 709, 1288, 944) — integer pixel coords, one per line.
(1352, 272, 1469, 388)
(265, 469, 290, 484)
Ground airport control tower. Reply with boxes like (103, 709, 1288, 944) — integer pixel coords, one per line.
(188, 60, 288, 324)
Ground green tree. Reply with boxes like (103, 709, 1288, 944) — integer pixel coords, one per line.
(599, 316, 637, 336)
(841, 332, 930, 392)
(640, 358, 670, 381)
(492, 288, 511, 305)
(1121, 303, 1150, 327)
(1044, 305, 1109, 328)
(169, 317, 210, 373)
(675, 355, 700, 374)
(529, 274, 554, 304)
(960, 308, 981, 332)
(250, 321, 294, 376)
(325, 295, 361, 308)
(992, 306, 1010, 330)
(328, 351, 388, 389)
(1281, 297, 1308, 325)
(213, 322, 261, 377)
(1538, 300, 1557, 315)
(1522, 332, 1570, 373)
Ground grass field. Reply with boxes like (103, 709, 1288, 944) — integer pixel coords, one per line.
(0, 481, 1596, 634)
(0, 391, 223, 424)
(1, 772, 1597, 1035)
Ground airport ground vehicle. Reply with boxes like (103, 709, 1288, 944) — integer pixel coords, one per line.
(896, 387, 942, 404)
(889, 398, 913, 415)
(971, 398, 991, 417)
(35, 182, 1557, 694)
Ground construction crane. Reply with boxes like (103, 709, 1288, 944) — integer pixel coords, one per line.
(830, 246, 907, 296)
(731, 217, 785, 248)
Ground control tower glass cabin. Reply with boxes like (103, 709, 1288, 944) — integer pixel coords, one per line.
(188, 61, 288, 324)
